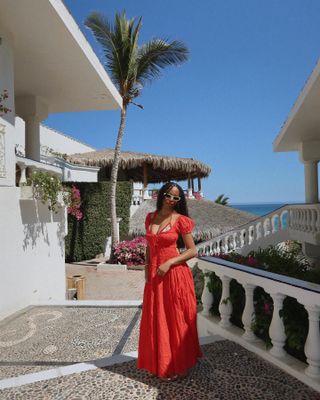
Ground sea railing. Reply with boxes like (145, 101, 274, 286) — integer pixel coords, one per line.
(197, 204, 320, 256)
(197, 256, 320, 389)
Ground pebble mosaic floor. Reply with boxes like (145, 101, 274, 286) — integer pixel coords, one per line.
(0, 306, 141, 379)
(1, 306, 320, 399)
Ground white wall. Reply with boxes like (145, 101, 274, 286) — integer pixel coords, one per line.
(15, 117, 95, 156)
(0, 31, 15, 187)
(0, 33, 67, 320)
(0, 187, 66, 319)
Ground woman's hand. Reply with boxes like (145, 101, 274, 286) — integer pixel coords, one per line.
(156, 260, 173, 277)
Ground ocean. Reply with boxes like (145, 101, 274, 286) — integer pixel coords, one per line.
(230, 203, 286, 217)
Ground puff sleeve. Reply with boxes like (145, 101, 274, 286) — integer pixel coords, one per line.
(178, 215, 194, 235)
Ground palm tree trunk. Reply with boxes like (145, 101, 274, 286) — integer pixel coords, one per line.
(110, 104, 127, 260)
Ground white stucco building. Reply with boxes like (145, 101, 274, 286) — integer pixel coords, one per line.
(0, 0, 122, 319)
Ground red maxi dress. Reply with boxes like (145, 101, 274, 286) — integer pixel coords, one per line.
(137, 211, 202, 378)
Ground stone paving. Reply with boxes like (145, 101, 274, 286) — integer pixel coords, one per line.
(0, 305, 320, 399)
(1, 341, 319, 399)
(0, 306, 141, 380)
(65, 264, 145, 300)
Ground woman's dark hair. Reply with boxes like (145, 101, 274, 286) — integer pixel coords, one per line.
(156, 181, 189, 216)
(156, 182, 189, 248)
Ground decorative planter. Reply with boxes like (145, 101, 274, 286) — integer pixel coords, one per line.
(20, 185, 35, 200)
(20, 187, 66, 210)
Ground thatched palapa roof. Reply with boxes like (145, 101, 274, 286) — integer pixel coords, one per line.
(129, 199, 256, 242)
(67, 149, 211, 183)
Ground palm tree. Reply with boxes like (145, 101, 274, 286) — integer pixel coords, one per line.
(85, 11, 189, 254)
(215, 194, 229, 206)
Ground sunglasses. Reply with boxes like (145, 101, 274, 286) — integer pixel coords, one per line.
(164, 193, 181, 202)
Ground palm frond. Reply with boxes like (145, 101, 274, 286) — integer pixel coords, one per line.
(86, 11, 189, 104)
(85, 12, 124, 87)
(136, 39, 189, 85)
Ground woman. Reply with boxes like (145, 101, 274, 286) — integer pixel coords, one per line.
(137, 182, 202, 381)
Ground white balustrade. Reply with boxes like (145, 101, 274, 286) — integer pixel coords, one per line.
(197, 256, 320, 384)
(196, 204, 320, 257)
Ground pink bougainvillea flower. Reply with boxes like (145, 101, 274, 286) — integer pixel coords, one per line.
(247, 256, 258, 267)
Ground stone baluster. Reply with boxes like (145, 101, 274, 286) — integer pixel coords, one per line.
(210, 243, 215, 256)
(305, 209, 311, 232)
(201, 271, 213, 317)
(304, 305, 320, 378)
(298, 209, 303, 230)
(256, 223, 262, 240)
(280, 211, 286, 230)
(224, 236, 229, 253)
(289, 209, 295, 230)
(249, 226, 253, 244)
(233, 232, 238, 250)
(240, 231, 245, 247)
(18, 162, 27, 185)
(310, 208, 316, 233)
(242, 283, 257, 341)
(269, 293, 286, 358)
(317, 208, 320, 233)
(303, 209, 308, 231)
(219, 276, 232, 328)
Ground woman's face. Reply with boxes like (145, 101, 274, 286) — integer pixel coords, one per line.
(163, 186, 181, 209)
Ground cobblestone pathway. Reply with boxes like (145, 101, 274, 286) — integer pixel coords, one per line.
(0, 306, 319, 399)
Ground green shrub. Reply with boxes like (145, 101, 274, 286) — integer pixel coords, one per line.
(65, 181, 132, 262)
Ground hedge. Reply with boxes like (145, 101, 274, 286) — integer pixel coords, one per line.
(65, 181, 132, 262)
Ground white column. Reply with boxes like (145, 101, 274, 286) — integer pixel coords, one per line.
(15, 96, 48, 162)
(269, 293, 286, 358)
(201, 271, 213, 317)
(219, 275, 232, 328)
(25, 116, 41, 161)
(304, 161, 319, 204)
(116, 217, 122, 241)
(242, 284, 257, 341)
(304, 305, 320, 379)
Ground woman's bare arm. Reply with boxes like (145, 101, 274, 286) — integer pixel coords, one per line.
(169, 233, 197, 266)
(156, 233, 197, 276)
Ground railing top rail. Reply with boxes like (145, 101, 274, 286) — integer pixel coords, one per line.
(16, 155, 62, 173)
(199, 256, 320, 294)
(230, 203, 320, 229)
(197, 202, 320, 246)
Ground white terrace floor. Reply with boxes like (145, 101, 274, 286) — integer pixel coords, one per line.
(0, 265, 319, 399)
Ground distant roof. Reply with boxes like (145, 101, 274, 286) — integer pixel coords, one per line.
(67, 149, 211, 183)
(129, 199, 256, 241)
(273, 58, 320, 152)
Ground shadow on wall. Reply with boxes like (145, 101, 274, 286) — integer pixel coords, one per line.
(53, 208, 67, 259)
(19, 200, 65, 255)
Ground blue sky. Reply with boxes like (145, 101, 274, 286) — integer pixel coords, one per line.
(46, 0, 320, 204)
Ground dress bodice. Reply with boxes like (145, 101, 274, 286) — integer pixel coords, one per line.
(145, 211, 194, 278)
